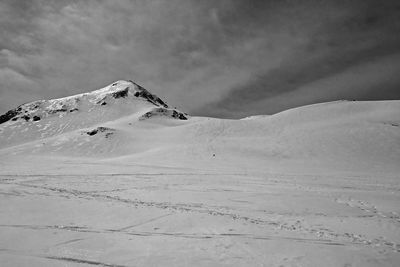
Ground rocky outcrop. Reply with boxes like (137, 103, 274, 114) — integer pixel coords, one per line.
(0, 108, 19, 124)
(130, 81, 168, 108)
(139, 107, 188, 121)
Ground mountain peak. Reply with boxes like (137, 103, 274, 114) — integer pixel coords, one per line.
(0, 79, 188, 149)
(0, 80, 185, 125)
(54, 80, 169, 108)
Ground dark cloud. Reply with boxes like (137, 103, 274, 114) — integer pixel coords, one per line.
(1, 0, 399, 118)
(197, 0, 400, 117)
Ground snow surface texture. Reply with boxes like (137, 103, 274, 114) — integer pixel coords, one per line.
(0, 80, 400, 266)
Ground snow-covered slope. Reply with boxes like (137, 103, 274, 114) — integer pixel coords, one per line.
(0, 81, 399, 173)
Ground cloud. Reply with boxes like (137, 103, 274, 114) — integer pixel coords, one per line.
(0, 66, 41, 111)
(195, 0, 400, 117)
(1, 0, 400, 117)
(223, 53, 400, 118)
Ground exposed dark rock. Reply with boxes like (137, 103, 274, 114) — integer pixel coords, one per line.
(86, 129, 98, 136)
(140, 111, 155, 120)
(48, 108, 67, 114)
(97, 127, 112, 132)
(112, 87, 129, 98)
(69, 108, 79, 112)
(172, 110, 188, 120)
(136, 90, 168, 107)
(95, 98, 107, 105)
(86, 127, 115, 136)
(11, 117, 18, 121)
(0, 109, 19, 124)
(33, 116, 41, 121)
(157, 98, 167, 107)
(383, 122, 400, 127)
(140, 108, 187, 121)
(140, 113, 150, 119)
(22, 115, 30, 121)
(130, 81, 168, 108)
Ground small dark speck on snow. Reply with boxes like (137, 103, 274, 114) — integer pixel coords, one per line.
(383, 122, 399, 127)
(86, 129, 98, 136)
(86, 127, 115, 136)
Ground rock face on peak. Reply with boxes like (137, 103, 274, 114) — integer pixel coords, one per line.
(88, 80, 169, 108)
(139, 107, 188, 120)
(0, 80, 188, 149)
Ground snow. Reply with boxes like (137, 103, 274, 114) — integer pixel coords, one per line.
(0, 82, 400, 266)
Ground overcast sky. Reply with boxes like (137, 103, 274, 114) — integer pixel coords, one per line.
(1, 0, 400, 118)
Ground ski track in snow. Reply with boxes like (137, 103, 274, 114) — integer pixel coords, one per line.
(1, 172, 399, 267)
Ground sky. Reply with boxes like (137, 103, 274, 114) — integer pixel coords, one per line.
(1, 0, 400, 118)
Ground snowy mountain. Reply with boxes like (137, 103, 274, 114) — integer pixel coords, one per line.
(0, 80, 187, 150)
(1, 79, 399, 173)
(1, 81, 400, 173)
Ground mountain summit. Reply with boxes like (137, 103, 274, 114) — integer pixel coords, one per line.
(0, 80, 188, 149)
(0, 80, 187, 125)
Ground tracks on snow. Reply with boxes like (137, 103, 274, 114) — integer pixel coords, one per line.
(1, 175, 400, 253)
